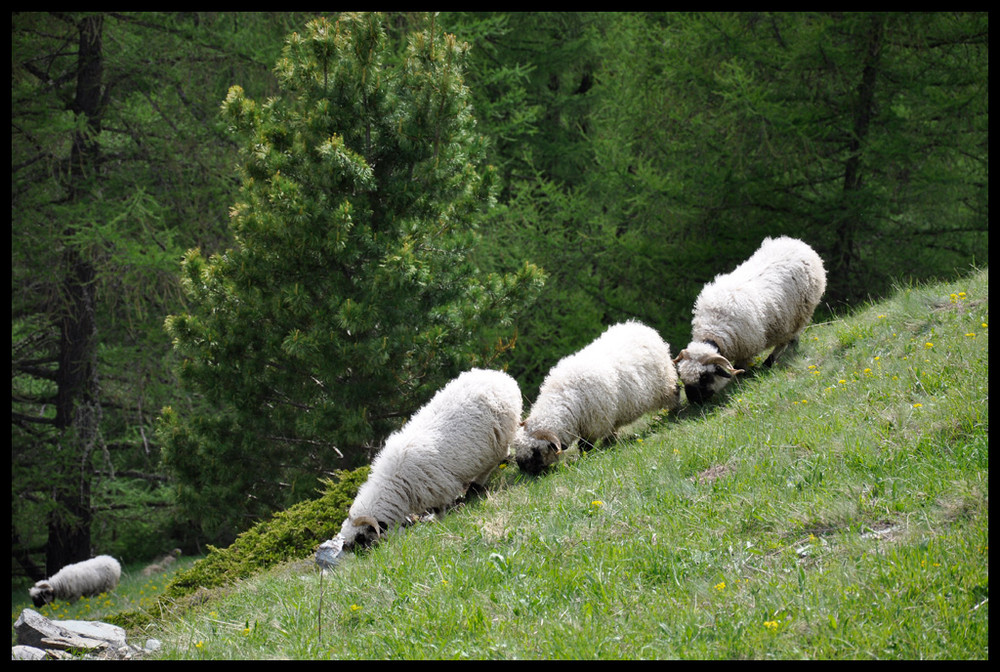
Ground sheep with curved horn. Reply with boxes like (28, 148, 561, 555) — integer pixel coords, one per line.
(674, 236, 827, 403)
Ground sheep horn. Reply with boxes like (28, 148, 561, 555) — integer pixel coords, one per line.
(350, 515, 381, 537)
(705, 353, 744, 376)
(530, 430, 562, 454)
(672, 349, 688, 364)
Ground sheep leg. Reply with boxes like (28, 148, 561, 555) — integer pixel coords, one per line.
(764, 337, 799, 368)
(764, 343, 786, 367)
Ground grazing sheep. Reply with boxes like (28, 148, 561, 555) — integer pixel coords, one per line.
(674, 236, 826, 403)
(338, 368, 522, 550)
(514, 320, 680, 475)
(141, 548, 181, 577)
(29, 555, 121, 607)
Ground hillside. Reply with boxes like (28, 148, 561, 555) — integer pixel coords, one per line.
(138, 268, 991, 658)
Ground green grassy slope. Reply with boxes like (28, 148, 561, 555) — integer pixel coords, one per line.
(43, 269, 994, 659)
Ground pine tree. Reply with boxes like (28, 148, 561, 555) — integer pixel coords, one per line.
(161, 13, 542, 539)
(11, 12, 311, 579)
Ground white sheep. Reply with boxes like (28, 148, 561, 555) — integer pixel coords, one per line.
(513, 320, 680, 474)
(29, 555, 122, 607)
(674, 236, 826, 403)
(338, 368, 522, 549)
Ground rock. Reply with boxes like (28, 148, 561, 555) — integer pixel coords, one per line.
(60, 619, 128, 649)
(11, 609, 148, 660)
(11, 645, 48, 660)
(13, 609, 106, 652)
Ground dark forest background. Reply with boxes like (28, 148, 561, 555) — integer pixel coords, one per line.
(11, 12, 987, 582)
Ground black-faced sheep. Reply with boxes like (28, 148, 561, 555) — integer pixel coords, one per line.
(674, 236, 827, 403)
(338, 368, 522, 550)
(29, 555, 122, 607)
(513, 320, 680, 474)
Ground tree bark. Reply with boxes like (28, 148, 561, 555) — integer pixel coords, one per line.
(835, 13, 884, 297)
(46, 13, 105, 576)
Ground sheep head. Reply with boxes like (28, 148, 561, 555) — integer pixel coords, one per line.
(338, 514, 387, 550)
(29, 581, 55, 607)
(674, 344, 745, 404)
(513, 427, 563, 475)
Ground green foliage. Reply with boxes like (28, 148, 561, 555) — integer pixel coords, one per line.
(165, 468, 368, 598)
(92, 467, 368, 632)
(11, 12, 315, 579)
(11, 10, 987, 596)
(162, 13, 544, 539)
(458, 12, 987, 395)
(144, 269, 987, 659)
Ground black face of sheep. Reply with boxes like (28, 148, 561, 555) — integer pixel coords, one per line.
(30, 582, 55, 607)
(346, 519, 389, 550)
(684, 368, 734, 404)
(515, 439, 559, 475)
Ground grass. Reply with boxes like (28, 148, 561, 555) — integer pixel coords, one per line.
(17, 268, 988, 659)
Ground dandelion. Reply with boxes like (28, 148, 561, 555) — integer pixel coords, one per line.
(715, 581, 725, 591)
(195, 641, 204, 650)
(913, 403, 923, 408)
(591, 500, 605, 510)
(924, 342, 934, 349)
(350, 604, 361, 612)
(242, 628, 251, 637)
(864, 368, 872, 375)
(965, 332, 976, 338)
(838, 379, 847, 385)
(764, 620, 779, 631)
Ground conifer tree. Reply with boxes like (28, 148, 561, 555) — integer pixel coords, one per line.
(161, 13, 542, 538)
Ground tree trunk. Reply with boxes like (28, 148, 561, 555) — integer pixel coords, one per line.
(46, 13, 105, 576)
(835, 14, 884, 299)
